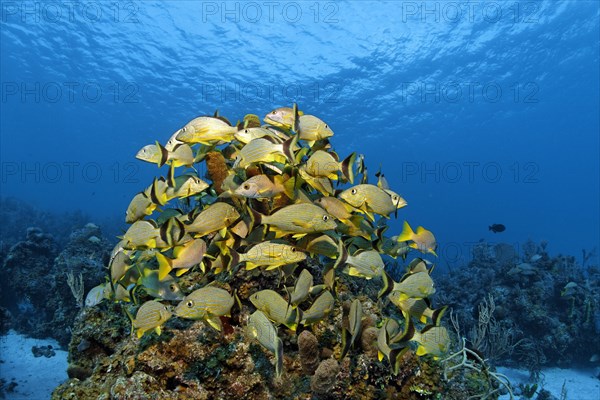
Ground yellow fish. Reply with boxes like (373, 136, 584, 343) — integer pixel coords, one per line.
(122, 220, 161, 249)
(136, 142, 195, 167)
(264, 105, 301, 130)
(412, 325, 450, 359)
(156, 238, 207, 280)
(132, 300, 172, 339)
(231, 241, 306, 271)
(300, 290, 335, 325)
(246, 310, 283, 378)
(335, 242, 384, 279)
(397, 221, 437, 256)
(186, 202, 240, 237)
(249, 289, 301, 331)
(338, 184, 398, 219)
(175, 116, 238, 145)
(174, 286, 234, 331)
(380, 270, 436, 301)
(125, 192, 156, 223)
(297, 114, 334, 147)
(234, 174, 295, 199)
(233, 137, 296, 169)
(302, 150, 354, 182)
(251, 203, 337, 238)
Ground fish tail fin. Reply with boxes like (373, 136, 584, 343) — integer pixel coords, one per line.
(282, 176, 297, 199)
(392, 315, 415, 344)
(389, 346, 409, 375)
(156, 252, 173, 281)
(292, 103, 299, 133)
(166, 162, 175, 188)
(340, 328, 351, 359)
(332, 240, 348, 270)
(323, 263, 336, 293)
(226, 248, 241, 271)
(378, 270, 394, 299)
(156, 141, 169, 167)
(282, 132, 299, 165)
(275, 337, 284, 378)
(397, 221, 414, 242)
(341, 152, 357, 184)
(248, 206, 263, 231)
(124, 306, 136, 338)
(432, 305, 448, 326)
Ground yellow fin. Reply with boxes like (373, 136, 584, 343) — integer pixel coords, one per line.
(156, 252, 173, 281)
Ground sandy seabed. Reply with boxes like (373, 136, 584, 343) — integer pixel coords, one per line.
(0, 330, 68, 400)
(1, 330, 599, 400)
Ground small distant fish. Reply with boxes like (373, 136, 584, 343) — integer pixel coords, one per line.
(131, 300, 172, 339)
(530, 254, 542, 262)
(246, 310, 284, 378)
(397, 221, 437, 256)
(489, 224, 506, 233)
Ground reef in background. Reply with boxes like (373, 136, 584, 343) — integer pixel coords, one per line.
(437, 240, 600, 376)
(0, 222, 112, 346)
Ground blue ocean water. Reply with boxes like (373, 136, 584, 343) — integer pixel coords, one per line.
(1, 0, 598, 264)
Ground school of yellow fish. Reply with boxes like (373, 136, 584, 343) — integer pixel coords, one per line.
(87, 104, 448, 377)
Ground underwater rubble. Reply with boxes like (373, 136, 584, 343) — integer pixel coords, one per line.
(437, 240, 600, 373)
(52, 106, 500, 399)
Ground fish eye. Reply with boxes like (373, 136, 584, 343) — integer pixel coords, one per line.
(325, 125, 328, 128)
(322, 215, 329, 221)
(351, 188, 357, 195)
(169, 284, 177, 291)
(186, 300, 194, 308)
(243, 184, 250, 190)
(244, 129, 249, 133)
(291, 248, 296, 252)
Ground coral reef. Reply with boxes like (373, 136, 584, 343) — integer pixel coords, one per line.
(52, 106, 496, 399)
(0, 223, 112, 346)
(438, 240, 600, 371)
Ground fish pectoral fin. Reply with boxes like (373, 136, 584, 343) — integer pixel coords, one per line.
(291, 220, 312, 229)
(155, 326, 162, 336)
(175, 268, 190, 277)
(206, 315, 223, 331)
